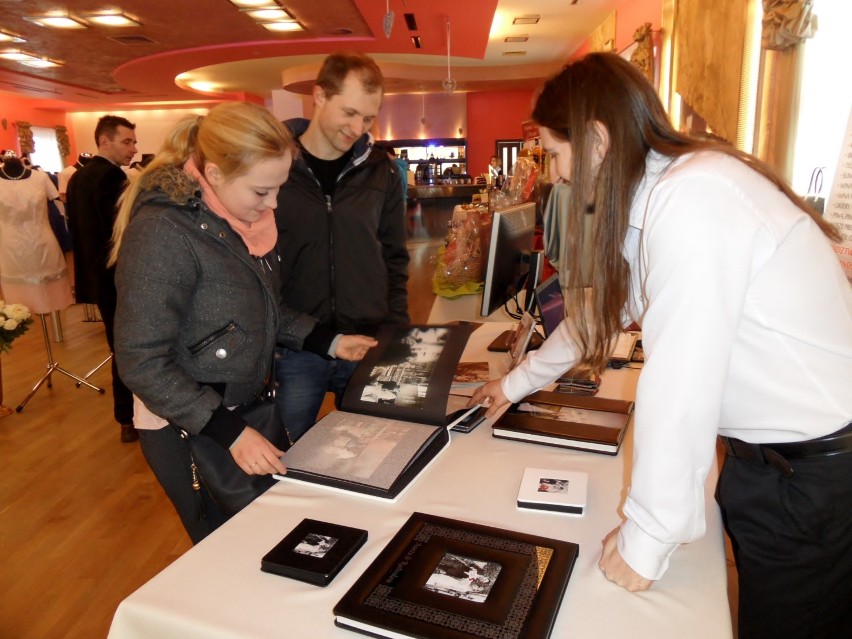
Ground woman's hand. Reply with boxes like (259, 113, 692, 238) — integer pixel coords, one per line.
(230, 427, 287, 475)
(468, 378, 510, 417)
(335, 335, 378, 361)
(598, 526, 654, 592)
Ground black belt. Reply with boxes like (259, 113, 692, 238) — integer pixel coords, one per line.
(720, 422, 852, 477)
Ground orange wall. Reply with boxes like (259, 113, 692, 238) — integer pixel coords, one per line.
(0, 92, 74, 161)
(571, 0, 663, 61)
(466, 90, 535, 179)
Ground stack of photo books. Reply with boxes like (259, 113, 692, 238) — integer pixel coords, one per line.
(277, 323, 477, 500)
(492, 390, 634, 455)
(334, 512, 579, 639)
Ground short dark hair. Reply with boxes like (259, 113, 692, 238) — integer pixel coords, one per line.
(94, 115, 135, 146)
(316, 52, 383, 98)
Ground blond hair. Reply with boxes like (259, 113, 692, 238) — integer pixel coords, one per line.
(110, 101, 295, 264)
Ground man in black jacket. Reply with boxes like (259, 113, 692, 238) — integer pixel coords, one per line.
(66, 114, 138, 443)
(275, 52, 409, 442)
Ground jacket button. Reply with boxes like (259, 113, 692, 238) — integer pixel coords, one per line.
(218, 231, 226, 239)
(200, 223, 208, 230)
(215, 348, 227, 359)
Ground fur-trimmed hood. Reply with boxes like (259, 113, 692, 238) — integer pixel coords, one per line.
(135, 164, 201, 207)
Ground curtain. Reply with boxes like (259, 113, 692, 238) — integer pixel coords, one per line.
(762, 0, 817, 50)
(55, 126, 71, 158)
(15, 121, 34, 155)
(674, 0, 750, 142)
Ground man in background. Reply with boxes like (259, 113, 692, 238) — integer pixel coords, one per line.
(275, 52, 409, 442)
(66, 115, 138, 443)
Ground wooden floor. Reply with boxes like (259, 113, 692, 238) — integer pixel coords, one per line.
(0, 224, 737, 638)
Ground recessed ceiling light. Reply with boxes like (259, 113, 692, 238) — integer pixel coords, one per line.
(0, 30, 26, 43)
(244, 8, 291, 21)
(504, 35, 528, 43)
(0, 48, 32, 61)
(187, 81, 219, 93)
(260, 21, 303, 32)
(229, 0, 276, 7)
(512, 16, 540, 26)
(502, 50, 527, 56)
(24, 15, 87, 29)
(85, 12, 143, 27)
(21, 57, 62, 68)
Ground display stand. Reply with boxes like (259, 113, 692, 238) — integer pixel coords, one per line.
(15, 314, 105, 412)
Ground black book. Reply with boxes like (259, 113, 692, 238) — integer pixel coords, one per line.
(334, 512, 579, 639)
(278, 323, 476, 500)
(261, 518, 367, 586)
(492, 390, 634, 455)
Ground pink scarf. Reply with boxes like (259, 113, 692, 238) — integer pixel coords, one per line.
(183, 157, 277, 257)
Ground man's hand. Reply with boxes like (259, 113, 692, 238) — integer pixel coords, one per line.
(335, 335, 378, 361)
(599, 526, 654, 592)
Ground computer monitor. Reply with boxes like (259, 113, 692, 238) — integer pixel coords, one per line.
(533, 274, 565, 338)
(480, 201, 537, 317)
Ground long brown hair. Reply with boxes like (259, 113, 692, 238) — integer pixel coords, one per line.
(532, 52, 839, 370)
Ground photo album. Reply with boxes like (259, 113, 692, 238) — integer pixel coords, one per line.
(492, 390, 634, 455)
(334, 512, 579, 639)
(277, 323, 477, 499)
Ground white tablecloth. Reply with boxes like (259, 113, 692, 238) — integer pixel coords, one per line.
(108, 322, 731, 639)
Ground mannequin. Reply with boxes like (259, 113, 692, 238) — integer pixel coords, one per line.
(58, 153, 93, 202)
(0, 155, 73, 314)
(0, 157, 32, 181)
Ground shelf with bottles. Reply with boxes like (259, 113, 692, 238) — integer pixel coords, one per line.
(385, 137, 466, 169)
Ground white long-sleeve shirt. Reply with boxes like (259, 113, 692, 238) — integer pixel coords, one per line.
(502, 150, 852, 580)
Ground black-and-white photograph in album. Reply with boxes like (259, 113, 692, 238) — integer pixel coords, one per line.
(424, 552, 502, 603)
(294, 532, 339, 558)
(538, 478, 569, 493)
(360, 327, 450, 409)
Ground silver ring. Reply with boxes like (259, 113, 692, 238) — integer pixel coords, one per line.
(250, 462, 258, 468)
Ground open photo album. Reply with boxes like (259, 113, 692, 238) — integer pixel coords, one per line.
(277, 323, 476, 499)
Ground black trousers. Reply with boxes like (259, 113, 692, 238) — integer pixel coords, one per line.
(96, 282, 134, 425)
(138, 427, 229, 544)
(716, 448, 852, 639)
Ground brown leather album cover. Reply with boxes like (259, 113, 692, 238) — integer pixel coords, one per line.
(334, 512, 579, 639)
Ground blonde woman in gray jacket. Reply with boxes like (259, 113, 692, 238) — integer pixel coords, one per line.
(111, 102, 376, 542)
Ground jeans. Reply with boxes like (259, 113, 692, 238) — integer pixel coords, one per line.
(273, 347, 358, 442)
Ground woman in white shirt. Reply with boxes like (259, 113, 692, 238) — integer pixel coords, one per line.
(471, 53, 852, 639)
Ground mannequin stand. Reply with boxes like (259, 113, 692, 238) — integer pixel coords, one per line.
(16, 314, 105, 413)
(75, 352, 112, 388)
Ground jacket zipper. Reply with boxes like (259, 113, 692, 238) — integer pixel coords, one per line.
(326, 194, 337, 326)
(188, 322, 237, 355)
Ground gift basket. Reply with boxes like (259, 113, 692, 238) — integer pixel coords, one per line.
(432, 156, 539, 298)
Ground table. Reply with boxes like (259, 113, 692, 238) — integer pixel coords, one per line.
(108, 321, 732, 639)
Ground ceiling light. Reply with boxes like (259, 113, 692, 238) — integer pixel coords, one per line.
(260, 21, 303, 32)
(504, 35, 528, 43)
(0, 48, 62, 67)
(512, 16, 540, 26)
(244, 8, 291, 20)
(21, 57, 62, 68)
(187, 81, 219, 93)
(84, 12, 143, 27)
(228, 0, 275, 7)
(0, 30, 26, 44)
(24, 15, 88, 29)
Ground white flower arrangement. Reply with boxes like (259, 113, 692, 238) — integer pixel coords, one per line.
(0, 300, 33, 353)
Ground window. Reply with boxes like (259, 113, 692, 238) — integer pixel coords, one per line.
(29, 127, 63, 173)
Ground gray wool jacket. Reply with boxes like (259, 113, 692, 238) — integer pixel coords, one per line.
(114, 165, 330, 447)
